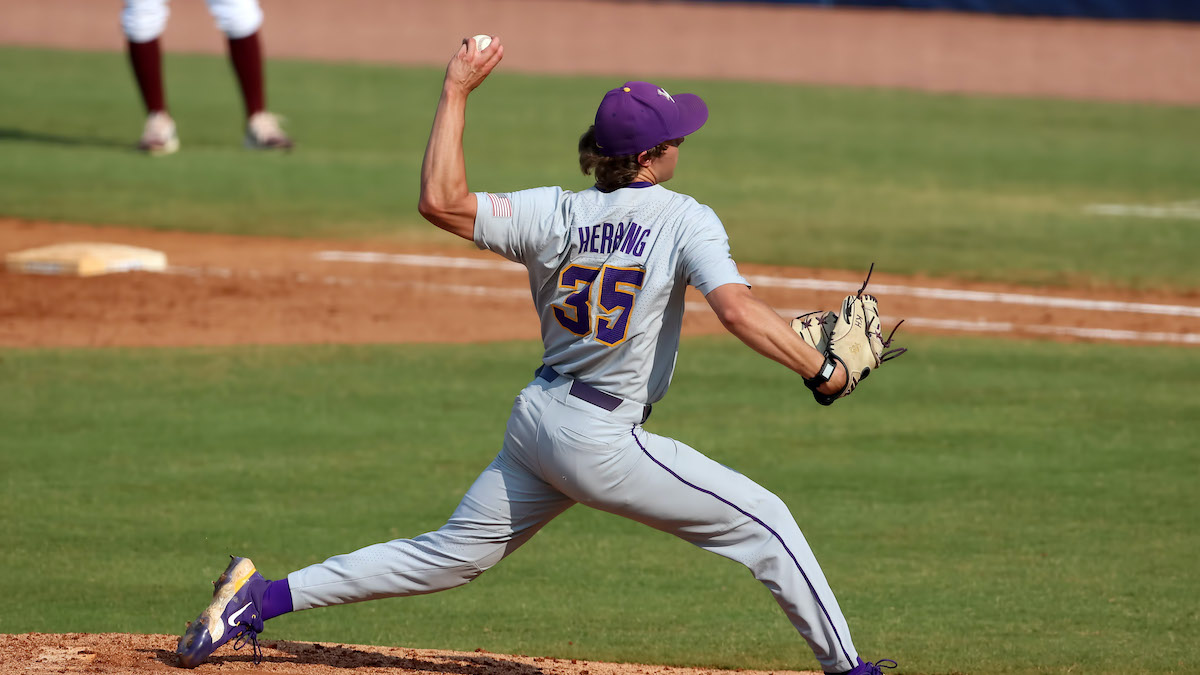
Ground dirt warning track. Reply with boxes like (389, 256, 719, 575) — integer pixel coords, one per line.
(5, 0, 1200, 105)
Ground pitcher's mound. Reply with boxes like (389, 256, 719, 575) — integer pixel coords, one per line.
(0, 633, 821, 675)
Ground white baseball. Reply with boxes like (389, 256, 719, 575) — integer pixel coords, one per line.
(471, 34, 493, 52)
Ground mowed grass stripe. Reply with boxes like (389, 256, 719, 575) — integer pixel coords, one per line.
(0, 47, 1198, 290)
(0, 336, 1196, 674)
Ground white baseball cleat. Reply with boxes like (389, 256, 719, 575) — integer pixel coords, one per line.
(138, 111, 179, 156)
(244, 111, 293, 150)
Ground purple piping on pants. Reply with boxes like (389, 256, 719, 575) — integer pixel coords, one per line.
(629, 428, 854, 667)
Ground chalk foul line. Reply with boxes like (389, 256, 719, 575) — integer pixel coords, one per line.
(701, 303, 1198, 346)
(316, 250, 523, 271)
(744, 275, 1200, 318)
(317, 251, 1200, 319)
(1085, 200, 1200, 221)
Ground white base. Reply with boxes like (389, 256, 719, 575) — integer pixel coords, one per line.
(5, 242, 168, 277)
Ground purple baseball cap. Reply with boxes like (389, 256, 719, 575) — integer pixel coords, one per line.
(593, 81, 708, 157)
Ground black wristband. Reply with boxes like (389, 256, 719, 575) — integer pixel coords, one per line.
(805, 355, 837, 387)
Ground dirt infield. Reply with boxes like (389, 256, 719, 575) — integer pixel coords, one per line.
(3, 218, 1199, 348)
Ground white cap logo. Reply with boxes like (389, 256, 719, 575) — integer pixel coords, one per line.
(657, 87, 675, 103)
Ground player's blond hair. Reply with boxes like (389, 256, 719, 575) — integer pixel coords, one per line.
(578, 126, 669, 192)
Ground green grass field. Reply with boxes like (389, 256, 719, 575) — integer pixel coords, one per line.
(0, 338, 1197, 674)
(2, 45, 1199, 675)
(1, 47, 1198, 289)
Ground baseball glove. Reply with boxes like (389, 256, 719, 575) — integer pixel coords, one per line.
(791, 265, 907, 405)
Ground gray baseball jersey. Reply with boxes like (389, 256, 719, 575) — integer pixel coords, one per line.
(474, 183, 745, 404)
(286, 183, 863, 673)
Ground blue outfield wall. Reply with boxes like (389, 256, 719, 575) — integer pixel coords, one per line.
(715, 0, 1200, 21)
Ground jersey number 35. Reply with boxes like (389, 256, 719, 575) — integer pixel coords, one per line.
(553, 264, 645, 347)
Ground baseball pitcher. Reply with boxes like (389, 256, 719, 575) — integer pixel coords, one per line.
(175, 36, 901, 675)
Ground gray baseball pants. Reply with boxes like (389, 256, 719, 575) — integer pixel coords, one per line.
(286, 371, 860, 673)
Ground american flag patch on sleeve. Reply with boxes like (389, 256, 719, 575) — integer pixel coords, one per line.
(487, 193, 513, 218)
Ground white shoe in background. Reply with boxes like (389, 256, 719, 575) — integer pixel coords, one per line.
(138, 111, 180, 156)
(244, 111, 293, 150)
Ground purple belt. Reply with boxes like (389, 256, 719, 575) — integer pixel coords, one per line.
(536, 365, 652, 424)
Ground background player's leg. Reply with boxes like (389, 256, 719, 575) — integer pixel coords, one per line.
(287, 451, 573, 611)
(226, 32, 264, 118)
(127, 38, 165, 114)
(538, 409, 860, 674)
(121, 0, 177, 154)
(205, 0, 291, 148)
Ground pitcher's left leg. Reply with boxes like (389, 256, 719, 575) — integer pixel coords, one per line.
(287, 450, 573, 610)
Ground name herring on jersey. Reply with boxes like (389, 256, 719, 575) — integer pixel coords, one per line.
(576, 219, 652, 256)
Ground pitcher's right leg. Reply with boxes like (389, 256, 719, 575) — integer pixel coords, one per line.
(543, 418, 863, 674)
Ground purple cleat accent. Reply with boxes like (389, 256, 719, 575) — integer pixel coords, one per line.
(175, 556, 269, 668)
(828, 657, 899, 675)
